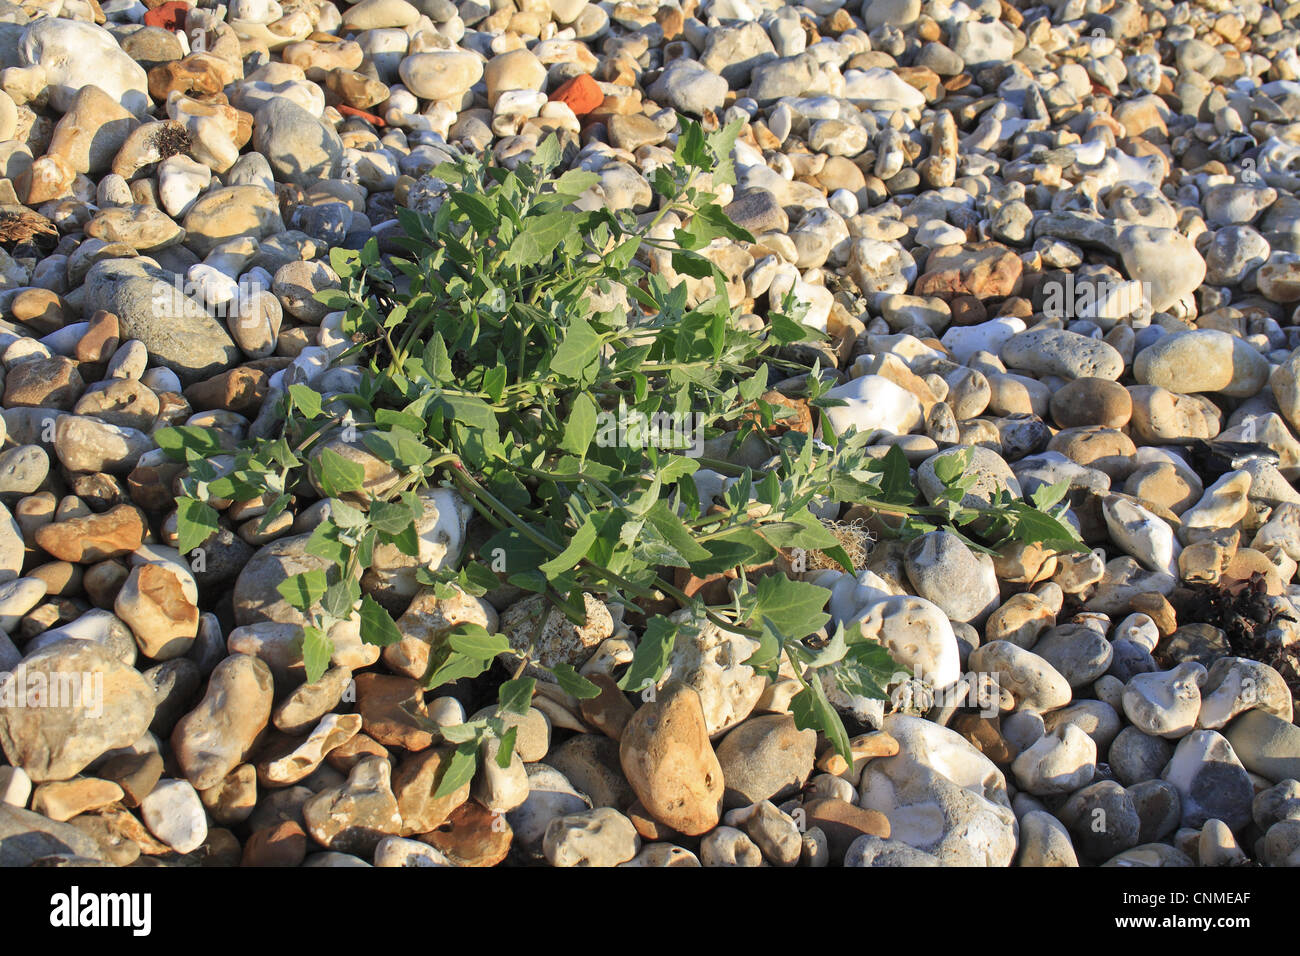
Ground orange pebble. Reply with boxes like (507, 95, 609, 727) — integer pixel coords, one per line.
(549, 73, 603, 116)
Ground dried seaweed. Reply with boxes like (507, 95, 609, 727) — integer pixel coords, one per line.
(0, 208, 56, 247)
(1175, 573, 1300, 697)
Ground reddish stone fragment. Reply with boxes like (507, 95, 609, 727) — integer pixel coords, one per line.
(550, 74, 603, 116)
(144, 0, 188, 31)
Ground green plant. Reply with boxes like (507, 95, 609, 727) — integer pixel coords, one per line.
(162, 120, 1083, 790)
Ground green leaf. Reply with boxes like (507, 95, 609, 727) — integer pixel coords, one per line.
(769, 310, 821, 345)
(932, 447, 973, 486)
(799, 622, 848, 669)
(277, 570, 328, 612)
(313, 288, 352, 311)
(658, 456, 700, 484)
(459, 561, 501, 594)
(155, 426, 224, 462)
(175, 497, 219, 554)
(452, 190, 498, 233)
(680, 202, 755, 246)
(643, 501, 711, 565)
(1031, 479, 1071, 512)
(706, 116, 745, 186)
(437, 394, 498, 434)
(1008, 502, 1086, 552)
(671, 249, 716, 279)
(790, 678, 852, 763)
(537, 518, 597, 577)
(482, 364, 507, 403)
(305, 520, 349, 565)
(551, 663, 602, 700)
(617, 615, 678, 694)
(549, 316, 602, 382)
(530, 134, 562, 174)
(879, 443, 916, 504)
(743, 621, 783, 676)
(688, 526, 776, 576)
(497, 677, 535, 716)
(328, 499, 366, 529)
(446, 624, 511, 659)
(838, 640, 902, 700)
(757, 509, 839, 552)
(368, 498, 417, 535)
(552, 169, 600, 195)
(311, 448, 366, 497)
(425, 333, 452, 382)
(559, 391, 599, 457)
(423, 649, 492, 689)
(496, 727, 518, 766)
(359, 236, 379, 266)
(363, 427, 433, 469)
(502, 210, 573, 268)
(434, 742, 480, 799)
(322, 578, 360, 620)
(329, 246, 359, 277)
(300, 625, 333, 684)
(439, 720, 484, 745)
(358, 594, 402, 646)
(674, 119, 709, 168)
(375, 408, 428, 434)
(745, 574, 830, 641)
(481, 526, 551, 577)
(288, 384, 324, 420)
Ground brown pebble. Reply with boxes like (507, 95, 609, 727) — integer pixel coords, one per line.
(1050, 377, 1132, 429)
(183, 366, 269, 414)
(28, 561, 82, 597)
(9, 288, 64, 334)
(578, 673, 635, 742)
(242, 820, 307, 867)
(76, 310, 121, 364)
(802, 797, 891, 861)
(3, 355, 83, 410)
(418, 799, 513, 867)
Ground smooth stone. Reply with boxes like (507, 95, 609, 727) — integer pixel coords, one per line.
(620, 683, 724, 835)
(0, 640, 154, 782)
(1017, 810, 1079, 867)
(903, 531, 1000, 626)
(1134, 329, 1269, 398)
(857, 714, 1016, 866)
(1223, 710, 1300, 784)
(171, 653, 274, 790)
(1123, 663, 1206, 739)
(542, 806, 640, 867)
(1162, 729, 1253, 830)
(140, 778, 207, 854)
(714, 714, 816, 810)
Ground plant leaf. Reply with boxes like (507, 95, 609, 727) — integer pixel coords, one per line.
(434, 742, 480, 798)
(358, 594, 402, 646)
(300, 625, 333, 684)
(175, 497, 219, 554)
(617, 616, 678, 694)
(497, 677, 535, 716)
(551, 663, 602, 699)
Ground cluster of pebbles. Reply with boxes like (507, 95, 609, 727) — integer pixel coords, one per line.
(3, 0, 1300, 868)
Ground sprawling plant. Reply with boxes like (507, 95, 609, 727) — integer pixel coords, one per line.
(163, 121, 1082, 788)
